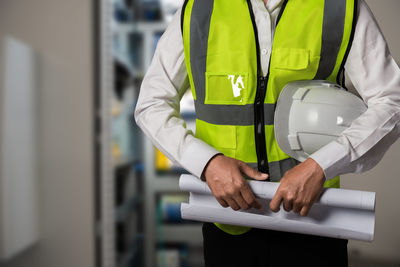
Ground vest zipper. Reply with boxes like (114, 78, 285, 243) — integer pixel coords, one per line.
(254, 76, 269, 176)
(247, 0, 288, 178)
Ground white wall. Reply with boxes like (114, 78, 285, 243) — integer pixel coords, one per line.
(0, 0, 95, 267)
(343, 0, 400, 263)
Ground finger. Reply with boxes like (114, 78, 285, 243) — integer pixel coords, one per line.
(269, 191, 283, 212)
(233, 192, 250, 210)
(225, 197, 240, 211)
(240, 183, 262, 209)
(300, 193, 320, 216)
(300, 205, 311, 217)
(293, 200, 302, 214)
(208, 183, 228, 208)
(216, 197, 229, 208)
(239, 162, 269, 181)
(283, 197, 293, 212)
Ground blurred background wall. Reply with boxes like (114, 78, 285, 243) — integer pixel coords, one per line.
(343, 1, 400, 265)
(0, 0, 95, 267)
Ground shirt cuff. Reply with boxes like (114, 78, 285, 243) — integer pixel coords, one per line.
(308, 140, 349, 180)
(180, 139, 222, 179)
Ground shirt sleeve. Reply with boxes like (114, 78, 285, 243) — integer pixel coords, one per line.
(134, 8, 221, 179)
(309, 0, 400, 180)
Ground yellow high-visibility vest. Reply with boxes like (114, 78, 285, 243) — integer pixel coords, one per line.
(182, 0, 357, 235)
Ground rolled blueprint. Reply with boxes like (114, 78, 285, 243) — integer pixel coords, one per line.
(179, 174, 376, 210)
(179, 174, 376, 241)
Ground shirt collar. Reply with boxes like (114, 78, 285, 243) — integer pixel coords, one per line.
(265, 0, 284, 12)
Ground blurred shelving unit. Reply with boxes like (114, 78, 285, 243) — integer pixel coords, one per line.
(97, 1, 149, 267)
(123, 19, 203, 267)
(97, 0, 203, 267)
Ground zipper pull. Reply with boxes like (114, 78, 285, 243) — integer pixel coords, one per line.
(256, 76, 268, 104)
(258, 76, 267, 90)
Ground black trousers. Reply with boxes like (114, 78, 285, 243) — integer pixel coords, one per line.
(202, 222, 348, 267)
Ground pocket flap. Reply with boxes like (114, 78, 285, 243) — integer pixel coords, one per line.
(272, 48, 310, 70)
(205, 72, 248, 105)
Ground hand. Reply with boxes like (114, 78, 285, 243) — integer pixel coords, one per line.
(269, 158, 325, 216)
(202, 154, 269, 211)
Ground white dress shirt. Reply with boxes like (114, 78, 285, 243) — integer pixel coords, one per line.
(134, 0, 400, 180)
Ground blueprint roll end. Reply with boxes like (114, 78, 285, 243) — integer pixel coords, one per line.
(180, 202, 190, 220)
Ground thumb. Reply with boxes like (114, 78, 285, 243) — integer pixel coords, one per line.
(239, 162, 269, 180)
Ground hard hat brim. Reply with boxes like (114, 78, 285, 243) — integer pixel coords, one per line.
(274, 82, 309, 162)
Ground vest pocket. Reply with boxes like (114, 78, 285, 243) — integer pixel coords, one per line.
(205, 72, 248, 105)
(272, 48, 310, 70)
(195, 120, 237, 150)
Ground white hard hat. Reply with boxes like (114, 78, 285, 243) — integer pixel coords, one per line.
(274, 80, 367, 162)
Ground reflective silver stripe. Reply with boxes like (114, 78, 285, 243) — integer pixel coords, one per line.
(269, 158, 299, 182)
(242, 158, 299, 181)
(190, 0, 214, 103)
(247, 162, 258, 169)
(195, 101, 275, 126)
(314, 0, 346, 80)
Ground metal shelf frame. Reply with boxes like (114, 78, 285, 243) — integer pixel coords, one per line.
(98, 0, 116, 266)
(98, 2, 203, 265)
